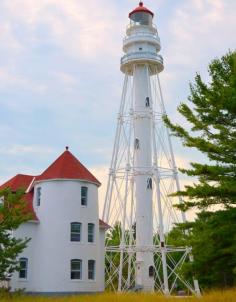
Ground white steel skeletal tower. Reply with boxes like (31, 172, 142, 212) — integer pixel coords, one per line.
(102, 2, 200, 295)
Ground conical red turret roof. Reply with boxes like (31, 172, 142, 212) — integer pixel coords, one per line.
(35, 148, 101, 186)
(35, 149, 101, 186)
(0, 149, 103, 222)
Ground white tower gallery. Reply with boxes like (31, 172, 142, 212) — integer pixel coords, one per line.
(103, 2, 200, 295)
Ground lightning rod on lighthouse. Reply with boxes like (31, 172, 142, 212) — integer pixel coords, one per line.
(102, 2, 200, 295)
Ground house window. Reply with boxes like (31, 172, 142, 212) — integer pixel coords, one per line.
(88, 260, 95, 280)
(36, 187, 41, 206)
(71, 222, 81, 242)
(88, 223, 95, 243)
(81, 186, 88, 206)
(145, 97, 150, 107)
(0, 196, 4, 206)
(147, 177, 152, 189)
(71, 259, 82, 280)
(134, 138, 140, 150)
(19, 258, 28, 279)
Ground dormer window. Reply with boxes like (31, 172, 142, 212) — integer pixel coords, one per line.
(36, 187, 41, 206)
(81, 186, 88, 206)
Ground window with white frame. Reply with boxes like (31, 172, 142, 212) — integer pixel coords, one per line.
(70, 222, 82, 242)
(88, 260, 95, 280)
(81, 186, 88, 206)
(71, 259, 82, 280)
(0, 196, 4, 206)
(88, 223, 95, 243)
(36, 187, 41, 206)
(19, 258, 28, 279)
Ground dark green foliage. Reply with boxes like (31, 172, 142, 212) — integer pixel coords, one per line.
(0, 188, 31, 281)
(164, 51, 236, 289)
(164, 51, 236, 210)
(168, 208, 236, 289)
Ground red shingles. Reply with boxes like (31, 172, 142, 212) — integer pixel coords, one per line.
(0, 174, 35, 192)
(35, 150, 101, 186)
(0, 150, 104, 224)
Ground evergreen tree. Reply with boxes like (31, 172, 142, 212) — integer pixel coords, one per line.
(164, 51, 236, 210)
(0, 188, 31, 281)
(168, 208, 236, 289)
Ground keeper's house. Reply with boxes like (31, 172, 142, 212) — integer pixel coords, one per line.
(0, 148, 109, 294)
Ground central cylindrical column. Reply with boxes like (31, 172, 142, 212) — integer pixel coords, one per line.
(134, 64, 154, 291)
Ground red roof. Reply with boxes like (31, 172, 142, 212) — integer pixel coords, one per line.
(23, 191, 38, 221)
(0, 149, 102, 222)
(0, 174, 38, 221)
(0, 174, 35, 192)
(35, 150, 101, 186)
(129, 2, 154, 18)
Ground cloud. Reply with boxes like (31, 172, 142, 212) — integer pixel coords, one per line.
(0, 144, 54, 156)
(90, 165, 109, 217)
(165, 0, 236, 69)
(0, 67, 46, 92)
(0, 0, 123, 61)
(0, 22, 23, 54)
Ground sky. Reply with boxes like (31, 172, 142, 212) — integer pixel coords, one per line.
(0, 0, 235, 217)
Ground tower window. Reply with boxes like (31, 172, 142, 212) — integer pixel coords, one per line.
(145, 97, 150, 107)
(71, 222, 82, 242)
(147, 178, 152, 189)
(139, 47, 143, 51)
(81, 186, 88, 206)
(71, 259, 82, 280)
(149, 265, 154, 277)
(88, 223, 95, 243)
(19, 258, 28, 279)
(36, 187, 41, 206)
(134, 138, 140, 150)
(88, 260, 96, 280)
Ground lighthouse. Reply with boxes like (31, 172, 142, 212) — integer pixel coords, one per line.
(103, 2, 200, 295)
(121, 2, 163, 292)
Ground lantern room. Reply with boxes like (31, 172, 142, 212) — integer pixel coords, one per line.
(129, 2, 154, 26)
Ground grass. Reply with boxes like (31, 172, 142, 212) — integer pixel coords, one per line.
(1, 289, 236, 302)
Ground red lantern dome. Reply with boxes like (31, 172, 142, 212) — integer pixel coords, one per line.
(129, 2, 154, 18)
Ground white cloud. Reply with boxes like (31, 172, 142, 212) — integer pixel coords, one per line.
(0, 22, 23, 54)
(1, 0, 123, 61)
(0, 67, 46, 92)
(53, 71, 77, 86)
(166, 0, 236, 69)
(90, 165, 109, 217)
(0, 145, 54, 156)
